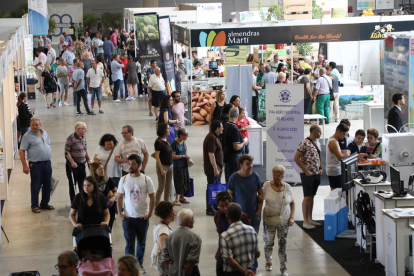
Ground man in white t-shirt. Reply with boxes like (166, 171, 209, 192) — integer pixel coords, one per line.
(87, 60, 105, 114)
(46, 44, 56, 65)
(115, 125, 149, 176)
(117, 154, 155, 275)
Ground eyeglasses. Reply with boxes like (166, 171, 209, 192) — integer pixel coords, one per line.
(121, 132, 129, 135)
(55, 264, 71, 270)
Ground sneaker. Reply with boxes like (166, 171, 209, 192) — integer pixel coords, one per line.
(63, 102, 69, 106)
(58, 100, 62, 107)
(87, 112, 96, 116)
(113, 99, 121, 103)
(139, 94, 143, 98)
(126, 96, 133, 101)
(310, 220, 322, 226)
(140, 266, 147, 274)
(132, 97, 136, 100)
(281, 272, 289, 276)
(76, 112, 84, 116)
(145, 94, 148, 97)
(265, 264, 273, 271)
(303, 223, 316, 229)
(99, 109, 104, 114)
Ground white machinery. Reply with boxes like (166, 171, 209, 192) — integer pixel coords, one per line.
(382, 133, 414, 188)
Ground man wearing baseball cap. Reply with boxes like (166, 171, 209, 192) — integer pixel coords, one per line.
(62, 45, 76, 66)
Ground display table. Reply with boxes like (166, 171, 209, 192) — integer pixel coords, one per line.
(375, 193, 414, 266)
(352, 179, 391, 250)
(248, 117, 263, 166)
(303, 114, 326, 142)
(382, 209, 414, 276)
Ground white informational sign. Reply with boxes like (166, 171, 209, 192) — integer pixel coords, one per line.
(48, 3, 83, 43)
(266, 84, 304, 183)
(357, 0, 375, 10)
(376, 0, 394, 10)
(24, 34, 34, 67)
(384, 215, 397, 276)
(316, 0, 348, 17)
(28, 0, 49, 36)
(187, 3, 222, 23)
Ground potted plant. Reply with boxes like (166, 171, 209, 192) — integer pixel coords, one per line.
(312, 0, 324, 19)
(296, 43, 314, 57)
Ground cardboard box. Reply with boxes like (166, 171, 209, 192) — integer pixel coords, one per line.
(337, 206, 348, 233)
(324, 213, 338, 241)
(27, 84, 36, 93)
(324, 196, 341, 214)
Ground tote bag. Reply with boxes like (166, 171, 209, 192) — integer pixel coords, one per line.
(207, 178, 226, 206)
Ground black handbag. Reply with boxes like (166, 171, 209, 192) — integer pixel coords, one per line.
(322, 76, 334, 101)
(254, 89, 262, 96)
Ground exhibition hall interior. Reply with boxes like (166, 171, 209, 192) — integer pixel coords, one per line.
(1, 0, 414, 275)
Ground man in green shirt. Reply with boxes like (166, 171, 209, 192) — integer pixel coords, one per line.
(77, 23, 83, 40)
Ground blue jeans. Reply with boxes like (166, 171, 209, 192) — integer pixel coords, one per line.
(122, 217, 149, 265)
(104, 54, 112, 66)
(113, 79, 121, 100)
(119, 79, 126, 98)
(90, 87, 102, 101)
(250, 213, 261, 271)
(224, 153, 242, 184)
(29, 160, 52, 208)
(242, 142, 250, 154)
(304, 98, 311, 115)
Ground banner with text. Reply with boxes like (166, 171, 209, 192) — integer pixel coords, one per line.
(48, 3, 83, 43)
(225, 46, 248, 65)
(135, 13, 163, 89)
(159, 16, 175, 94)
(382, 37, 409, 126)
(266, 84, 304, 183)
(28, 0, 49, 36)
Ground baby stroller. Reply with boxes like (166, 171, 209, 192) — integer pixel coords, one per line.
(72, 225, 117, 276)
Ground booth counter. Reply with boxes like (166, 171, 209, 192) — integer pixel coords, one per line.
(375, 193, 414, 266)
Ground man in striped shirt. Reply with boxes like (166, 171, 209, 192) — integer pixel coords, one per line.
(65, 122, 91, 202)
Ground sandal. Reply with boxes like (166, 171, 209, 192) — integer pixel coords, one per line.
(51, 104, 56, 108)
(47, 104, 50, 108)
(39, 205, 55, 210)
(149, 112, 153, 116)
(31, 207, 41, 213)
(173, 200, 181, 206)
(179, 198, 190, 204)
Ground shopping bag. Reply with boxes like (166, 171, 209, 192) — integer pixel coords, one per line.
(311, 101, 317, 114)
(184, 178, 194, 197)
(207, 178, 226, 206)
(87, 93, 92, 106)
(170, 179, 176, 201)
(167, 126, 175, 143)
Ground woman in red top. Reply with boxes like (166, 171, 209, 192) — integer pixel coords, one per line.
(236, 108, 251, 154)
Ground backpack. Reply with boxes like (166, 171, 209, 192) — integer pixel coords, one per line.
(353, 191, 375, 238)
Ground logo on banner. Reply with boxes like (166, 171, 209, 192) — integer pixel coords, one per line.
(370, 24, 394, 39)
(199, 30, 260, 47)
(279, 90, 291, 103)
(50, 14, 73, 37)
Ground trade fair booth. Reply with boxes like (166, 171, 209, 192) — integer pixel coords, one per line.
(0, 18, 28, 244)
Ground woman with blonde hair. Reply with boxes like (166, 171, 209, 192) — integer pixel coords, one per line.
(41, 63, 58, 108)
(262, 165, 295, 275)
(89, 161, 118, 229)
(276, 72, 287, 84)
(117, 255, 142, 276)
(210, 90, 226, 122)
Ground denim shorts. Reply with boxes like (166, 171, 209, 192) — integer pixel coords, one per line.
(90, 87, 102, 101)
(300, 173, 321, 197)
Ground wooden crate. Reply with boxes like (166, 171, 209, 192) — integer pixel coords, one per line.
(284, 0, 312, 20)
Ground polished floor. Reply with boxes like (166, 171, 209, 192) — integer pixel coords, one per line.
(0, 91, 355, 275)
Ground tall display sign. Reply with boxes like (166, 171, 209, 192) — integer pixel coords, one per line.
(28, 0, 49, 36)
(135, 13, 163, 89)
(159, 16, 175, 94)
(382, 36, 410, 126)
(266, 84, 304, 183)
(24, 34, 34, 67)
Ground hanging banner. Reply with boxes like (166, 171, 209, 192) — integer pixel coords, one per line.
(24, 34, 34, 67)
(225, 46, 248, 66)
(135, 13, 163, 89)
(266, 84, 304, 183)
(159, 16, 175, 94)
(382, 37, 409, 125)
(28, 0, 49, 36)
(48, 3, 83, 43)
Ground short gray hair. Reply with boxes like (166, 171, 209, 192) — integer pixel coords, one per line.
(319, 68, 326, 75)
(304, 56, 311, 62)
(123, 125, 134, 134)
(226, 203, 242, 222)
(265, 66, 271, 73)
(229, 107, 239, 119)
(177, 209, 194, 226)
(58, 250, 79, 266)
(177, 128, 187, 138)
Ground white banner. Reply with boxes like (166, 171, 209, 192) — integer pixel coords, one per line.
(28, 0, 49, 36)
(266, 84, 304, 183)
(24, 34, 34, 67)
(48, 3, 83, 43)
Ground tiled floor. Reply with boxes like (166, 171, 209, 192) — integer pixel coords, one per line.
(0, 91, 353, 275)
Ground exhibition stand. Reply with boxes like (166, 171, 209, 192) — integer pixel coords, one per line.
(0, 18, 28, 245)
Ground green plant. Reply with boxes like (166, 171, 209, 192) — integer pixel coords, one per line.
(312, 0, 324, 19)
(258, 1, 287, 21)
(263, 50, 273, 60)
(84, 13, 98, 28)
(296, 43, 313, 57)
(48, 18, 57, 35)
(101, 12, 123, 34)
(0, 10, 12, 18)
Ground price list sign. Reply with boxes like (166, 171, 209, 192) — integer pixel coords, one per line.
(266, 84, 304, 182)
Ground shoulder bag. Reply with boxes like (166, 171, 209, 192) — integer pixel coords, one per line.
(322, 76, 334, 101)
(103, 148, 115, 172)
(265, 183, 287, 226)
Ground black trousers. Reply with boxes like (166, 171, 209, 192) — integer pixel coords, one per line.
(66, 161, 86, 202)
(76, 89, 91, 113)
(252, 95, 259, 121)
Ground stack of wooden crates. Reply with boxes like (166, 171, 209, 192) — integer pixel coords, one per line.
(283, 0, 312, 20)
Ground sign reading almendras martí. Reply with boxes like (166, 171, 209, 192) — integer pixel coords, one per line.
(179, 20, 414, 47)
